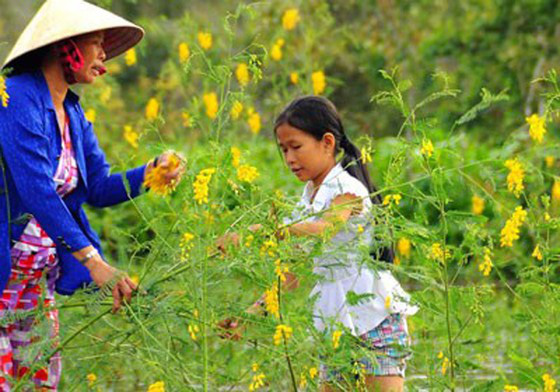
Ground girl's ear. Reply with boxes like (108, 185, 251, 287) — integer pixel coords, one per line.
(322, 132, 336, 154)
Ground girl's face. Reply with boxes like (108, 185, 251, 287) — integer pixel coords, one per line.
(73, 31, 106, 84)
(276, 123, 337, 187)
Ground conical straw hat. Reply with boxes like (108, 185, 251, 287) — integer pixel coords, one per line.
(2, 0, 144, 70)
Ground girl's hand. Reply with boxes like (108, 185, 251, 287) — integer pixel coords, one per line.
(145, 150, 186, 184)
(217, 317, 244, 341)
(216, 232, 240, 253)
(84, 255, 138, 313)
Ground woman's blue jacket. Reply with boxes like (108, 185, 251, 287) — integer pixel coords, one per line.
(0, 70, 146, 295)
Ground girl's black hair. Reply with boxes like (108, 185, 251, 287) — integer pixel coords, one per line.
(274, 95, 394, 264)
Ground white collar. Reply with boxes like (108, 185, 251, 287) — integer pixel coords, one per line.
(303, 163, 345, 206)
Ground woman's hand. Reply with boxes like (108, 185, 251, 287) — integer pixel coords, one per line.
(84, 255, 137, 313)
(216, 232, 240, 253)
(217, 317, 244, 341)
(145, 150, 186, 185)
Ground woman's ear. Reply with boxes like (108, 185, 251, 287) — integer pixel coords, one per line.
(322, 132, 336, 154)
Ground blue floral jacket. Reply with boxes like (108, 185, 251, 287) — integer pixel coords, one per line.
(0, 70, 146, 295)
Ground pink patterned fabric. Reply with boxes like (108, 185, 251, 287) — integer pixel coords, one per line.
(0, 116, 78, 391)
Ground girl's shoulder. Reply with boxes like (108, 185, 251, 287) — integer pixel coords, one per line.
(331, 170, 370, 200)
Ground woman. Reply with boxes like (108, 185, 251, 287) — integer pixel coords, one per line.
(0, 0, 182, 389)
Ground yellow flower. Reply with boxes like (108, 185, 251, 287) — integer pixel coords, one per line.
(247, 108, 261, 134)
(123, 125, 139, 149)
(357, 224, 364, 234)
(249, 365, 266, 391)
(130, 275, 139, 285)
(237, 164, 260, 183)
(532, 244, 543, 261)
(264, 283, 280, 318)
(545, 212, 551, 222)
(244, 234, 254, 247)
(441, 356, 450, 375)
(311, 71, 326, 95)
(144, 154, 182, 196)
(504, 385, 519, 392)
(505, 158, 525, 198)
(260, 238, 277, 257)
(420, 139, 434, 158)
(273, 324, 293, 345)
(147, 381, 165, 392)
(230, 100, 243, 120)
(178, 42, 190, 63)
(180, 232, 195, 253)
(309, 367, 318, 379)
(526, 113, 546, 143)
(500, 206, 527, 247)
(197, 31, 213, 50)
(552, 181, 560, 201)
(86, 373, 97, 387)
(187, 324, 200, 341)
(0, 76, 9, 108)
(429, 242, 451, 263)
(385, 296, 391, 310)
(193, 168, 216, 204)
(382, 194, 401, 207)
(282, 8, 300, 30)
(397, 237, 411, 258)
(360, 146, 373, 164)
(543, 373, 557, 392)
(545, 156, 555, 168)
(437, 351, 444, 359)
(270, 38, 284, 61)
(203, 92, 219, 119)
(235, 63, 250, 87)
(124, 48, 137, 66)
(145, 98, 159, 121)
(290, 72, 299, 84)
(229, 147, 242, 168)
(472, 195, 485, 215)
(182, 111, 192, 128)
(85, 108, 96, 123)
(274, 259, 289, 282)
(332, 330, 342, 349)
(478, 248, 493, 276)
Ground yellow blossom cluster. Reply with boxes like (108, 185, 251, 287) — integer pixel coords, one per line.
(235, 63, 250, 87)
(193, 168, 216, 204)
(125, 48, 137, 66)
(271, 38, 285, 61)
(264, 283, 280, 318)
(382, 193, 402, 206)
(178, 42, 190, 63)
(545, 156, 555, 168)
(505, 158, 525, 198)
(237, 164, 260, 183)
(86, 373, 97, 387)
(526, 113, 546, 143)
(420, 139, 434, 157)
(429, 242, 451, 263)
(438, 351, 450, 375)
(332, 330, 343, 349)
(290, 72, 299, 84)
(543, 373, 557, 392)
(274, 259, 289, 282)
(147, 381, 165, 392)
(187, 324, 200, 341)
(230, 101, 243, 120)
(145, 98, 159, 121)
(247, 108, 261, 134)
(282, 8, 300, 30)
(197, 31, 213, 50)
(500, 206, 527, 247)
(478, 247, 493, 276)
(182, 111, 192, 128)
(231, 147, 242, 168)
(123, 125, 139, 149)
(360, 146, 373, 164)
(203, 92, 219, 119)
(0, 76, 9, 107)
(260, 238, 277, 257)
(249, 363, 266, 391)
(397, 237, 411, 258)
(504, 385, 519, 392)
(273, 324, 293, 345)
(472, 195, 485, 215)
(312, 71, 326, 95)
(532, 244, 543, 261)
(85, 108, 96, 123)
(180, 232, 195, 259)
(299, 367, 318, 388)
(144, 154, 181, 196)
(553, 181, 560, 201)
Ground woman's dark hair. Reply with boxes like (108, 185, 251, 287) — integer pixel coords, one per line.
(274, 95, 394, 263)
(7, 46, 50, 76)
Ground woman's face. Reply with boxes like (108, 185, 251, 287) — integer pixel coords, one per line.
(276, 122, 336, 186)
(73, 31, 106, 84)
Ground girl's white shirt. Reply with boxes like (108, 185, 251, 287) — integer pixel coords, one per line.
(285, 163, 418, 336)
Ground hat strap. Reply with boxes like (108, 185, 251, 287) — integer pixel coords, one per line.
(55, 39, 85, 85)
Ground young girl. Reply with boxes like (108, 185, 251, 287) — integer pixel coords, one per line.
(221, 96, 417, 391)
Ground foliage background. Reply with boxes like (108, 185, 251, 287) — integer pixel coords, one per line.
(1, 0, 559, 391)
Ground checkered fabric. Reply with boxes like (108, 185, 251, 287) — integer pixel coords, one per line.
(321, 313, 412, 384)
(0, 117, 78, 391)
